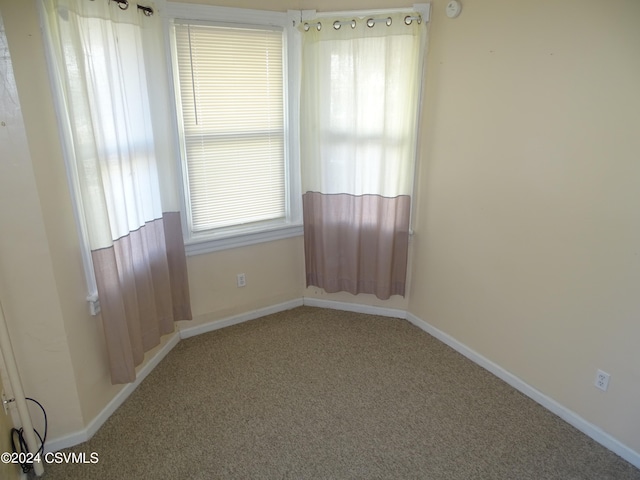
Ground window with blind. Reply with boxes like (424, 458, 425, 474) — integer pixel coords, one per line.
(172, 18, 301, 252)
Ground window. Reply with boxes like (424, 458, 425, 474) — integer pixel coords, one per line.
(169, 7, 301, 254)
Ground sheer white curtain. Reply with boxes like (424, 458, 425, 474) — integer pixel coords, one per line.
(43, 0, 191, 384)
(300, 12, 426, 300)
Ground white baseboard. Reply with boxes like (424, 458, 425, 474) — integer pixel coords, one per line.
(44, 299, 640, 471)
(405, 312, 640, 470)
(303, 297, 406, 319)
(179, 299, 303, 339)
(45, 300, 304, 451)
(46, 331, 182, 453)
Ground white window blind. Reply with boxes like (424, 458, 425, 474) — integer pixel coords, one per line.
(174, 23, 285, 233)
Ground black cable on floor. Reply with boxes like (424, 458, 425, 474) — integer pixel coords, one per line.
(10, 397, 47, 474)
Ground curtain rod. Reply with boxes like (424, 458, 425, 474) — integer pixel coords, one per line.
(303, 14, 422, 32)
(111, 0, 154, 16)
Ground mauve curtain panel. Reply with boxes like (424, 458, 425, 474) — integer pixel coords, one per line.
(43, 0, 192, 383)
(300, 12, 426, 300)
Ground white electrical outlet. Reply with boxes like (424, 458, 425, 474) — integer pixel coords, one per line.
(594, 369, 610, 392)
(236, 273, 246, 288)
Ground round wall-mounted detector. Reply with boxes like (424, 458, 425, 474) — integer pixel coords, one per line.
(446, 0, 462, 18)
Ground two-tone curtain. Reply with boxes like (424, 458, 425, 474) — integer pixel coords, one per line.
(300, 12, 426, 300)
(42, 0, 191, 384)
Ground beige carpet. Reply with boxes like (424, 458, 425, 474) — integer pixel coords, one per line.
(36, 307, 640, 479)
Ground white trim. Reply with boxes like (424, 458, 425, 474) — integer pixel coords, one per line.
(284, 14, 303, 231)
(44, 298, 640, 470)
(302, 297, 407, 319)
(405, 312, 640, 470)
(45, 331, 181, 453)
(185, 225, 303, 256)
(179, 299, 303, 339)
(37, 1, 99, 316)
(45, 300, 303, 451)
(163, 2, 287, 27)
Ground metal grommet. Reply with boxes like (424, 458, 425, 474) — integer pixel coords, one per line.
(116, 0, 129, 10)
(366, 18, 375, 28)
(304, 22, 322, 31)
(333, 20, 341, 30)
(386, 17, 392, 26)
(404, 15, 422, 25)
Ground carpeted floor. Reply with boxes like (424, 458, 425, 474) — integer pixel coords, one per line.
(35, 307, 640, 479)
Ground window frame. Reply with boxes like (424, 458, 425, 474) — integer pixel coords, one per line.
(164, 3, 302, 255)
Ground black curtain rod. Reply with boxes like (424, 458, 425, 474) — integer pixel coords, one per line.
(111, 0, 154, 16)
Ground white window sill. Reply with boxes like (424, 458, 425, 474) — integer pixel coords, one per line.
(185, 223, 303, 256)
